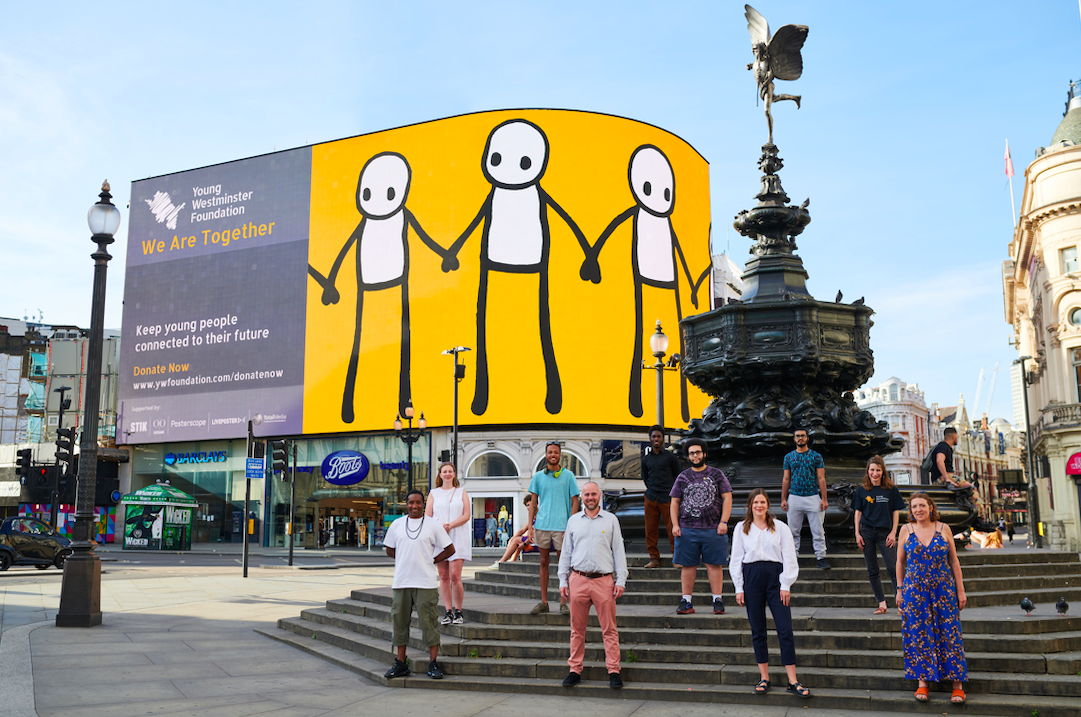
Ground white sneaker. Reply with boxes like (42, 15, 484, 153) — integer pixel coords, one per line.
(439, 610, 453, 625)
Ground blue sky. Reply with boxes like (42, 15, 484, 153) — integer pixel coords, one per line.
(2, 1, 1079, 423)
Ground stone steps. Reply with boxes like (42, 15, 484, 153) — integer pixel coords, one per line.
(262, 551, 1081, 716)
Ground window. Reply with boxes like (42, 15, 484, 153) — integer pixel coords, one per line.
(889, 384, 899, 401)
(466, 451, 519, 479)
(534, 450, 588, 477)
(1070, 308, 1081, 326)
(1064, 247, 1079, 274)
(1074, 348, 1081, 402)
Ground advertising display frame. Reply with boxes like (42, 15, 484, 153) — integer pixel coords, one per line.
(121, 484, 196, 551)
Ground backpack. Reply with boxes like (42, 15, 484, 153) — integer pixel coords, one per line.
(920, 446, 937, 483)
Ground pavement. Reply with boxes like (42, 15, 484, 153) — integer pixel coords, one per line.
(0, 537, 1052, 717)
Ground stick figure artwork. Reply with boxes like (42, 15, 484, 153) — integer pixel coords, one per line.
(441, 119, 595, 416)
(580, 145, 710, 423)
(308, 152, 448, 423)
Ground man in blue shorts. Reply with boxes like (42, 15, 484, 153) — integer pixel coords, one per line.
(669, 438, 732, 614)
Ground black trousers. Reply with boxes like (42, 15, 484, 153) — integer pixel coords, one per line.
(859, 524, 898, 603)
(743, 561, 796, 665)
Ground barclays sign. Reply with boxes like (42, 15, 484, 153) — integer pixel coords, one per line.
(321, 450, 371, 486)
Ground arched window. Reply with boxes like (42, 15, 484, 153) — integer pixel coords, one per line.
(534, 450, 588, 477)
(889, 384, 899, 401)
(466, 451, 519, 479)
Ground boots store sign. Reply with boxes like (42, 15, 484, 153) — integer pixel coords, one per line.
(321, 450, 370, 486)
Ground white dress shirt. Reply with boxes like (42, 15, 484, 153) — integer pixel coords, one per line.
(557, 508, 629, 588)
(730, 519, 799, 593)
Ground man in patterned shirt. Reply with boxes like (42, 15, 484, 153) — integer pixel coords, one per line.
(669, 439, 733, 615)
(781, 428, 831, 569)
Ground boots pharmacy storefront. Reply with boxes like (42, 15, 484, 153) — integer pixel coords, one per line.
(129, 435, 429, 548)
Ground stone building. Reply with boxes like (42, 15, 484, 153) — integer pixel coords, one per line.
(1002, 79, 1081, 550)
(854, 377, 931, 485)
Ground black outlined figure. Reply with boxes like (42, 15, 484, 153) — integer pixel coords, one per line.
(442, 119, 594, 416)
(581, 145, 710, 423)
(309, 152, 448, 423)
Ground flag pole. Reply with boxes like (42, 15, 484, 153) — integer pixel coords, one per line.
(1006, 139, 1017, 228)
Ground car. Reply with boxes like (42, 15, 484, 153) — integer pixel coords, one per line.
(0, 516, 72, 570)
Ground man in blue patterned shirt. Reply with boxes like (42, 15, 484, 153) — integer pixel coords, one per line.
(781, 428, 830, 569)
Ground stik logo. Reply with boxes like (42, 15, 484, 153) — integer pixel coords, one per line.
(321, 450, 370, 486)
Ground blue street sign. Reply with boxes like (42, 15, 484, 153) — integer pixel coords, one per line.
(246, 457, 264, 480)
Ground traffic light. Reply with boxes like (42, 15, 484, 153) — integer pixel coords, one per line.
(16, 448, 32, 484)
(270, 439, 289, 478)
(55, 427, 76, 473)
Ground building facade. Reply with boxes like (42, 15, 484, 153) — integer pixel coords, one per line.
(1003, 79, 1081, 551)
(854, 377, 931, 485)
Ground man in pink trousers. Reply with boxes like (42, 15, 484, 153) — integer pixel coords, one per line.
(557, 481, 628, 689)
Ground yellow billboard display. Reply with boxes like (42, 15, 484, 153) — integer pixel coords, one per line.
(303, 109, 712, 433)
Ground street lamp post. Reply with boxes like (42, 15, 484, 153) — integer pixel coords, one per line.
(394, 400, 426, 494)
(1014, 355, 1042, 548)
(441, 346, 470, 473)
(56, 181, 121, 628)
(646, 320, 681, 433)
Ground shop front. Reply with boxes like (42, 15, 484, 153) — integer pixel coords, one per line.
(266, 433, 431, 549)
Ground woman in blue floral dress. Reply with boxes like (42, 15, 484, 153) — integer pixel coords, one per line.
(895, 492, 968, 704)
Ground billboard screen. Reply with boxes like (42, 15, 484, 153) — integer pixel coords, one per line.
(119, 109, 712, 443)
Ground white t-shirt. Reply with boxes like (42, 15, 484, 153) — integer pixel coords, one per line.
(384, 515, 452, 589)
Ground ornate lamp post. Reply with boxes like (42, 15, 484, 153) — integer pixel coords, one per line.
(394, 400, 426, 494)
(1014, 356, 1042, 548)
(56, 181, 120, 628)
(647, 320, 681, 432)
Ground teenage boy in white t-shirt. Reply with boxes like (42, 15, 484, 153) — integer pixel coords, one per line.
(384, 489, 455, 679)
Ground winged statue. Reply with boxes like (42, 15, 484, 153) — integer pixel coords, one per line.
(745, 5, 808, 144)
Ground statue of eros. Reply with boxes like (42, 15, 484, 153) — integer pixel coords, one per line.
(744, 4, 808, 145)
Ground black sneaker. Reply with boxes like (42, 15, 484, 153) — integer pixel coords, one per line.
(440, 610, 453, 625)
(713, 597, 725, 614)
(816, 558, 831, 570)
(562, 671, 581, 687)
(677, 598, 695, 614)
(384, 659, 410, 679)
(427, 660, 443, 679)
(452, 608, 464, 625)
(609, 672, 623, 688)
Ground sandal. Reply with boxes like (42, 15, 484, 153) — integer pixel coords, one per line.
(914, 686, 929, 701)
(786, 682, 810, 698)
(951, 688, 966, 704)
(754, 679, 770, 694)
(873, 606, 889, 614)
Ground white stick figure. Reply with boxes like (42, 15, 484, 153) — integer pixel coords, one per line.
(443, 119, 594, 416)
(582, 145, 710, 422)
(309, 152, 448, 422)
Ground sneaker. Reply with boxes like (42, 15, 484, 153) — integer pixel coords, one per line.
(562, 671, 581, 687)
(452, 608, 464, 625)
(816, 558, 831, 570)
(560, 601, 570, 616)
(440, 610, 453, 625)
(530, 601, 550, 615)
(384, 659, 410, 679)
(426, 660, 443, 679)
(677, 598, 695, 614)
(713, 597, 725, 614)
(609, 672, 623, 688)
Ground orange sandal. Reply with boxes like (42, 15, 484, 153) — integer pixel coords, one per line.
(951, 688, 966, 704)
(914, 686, 929, 701)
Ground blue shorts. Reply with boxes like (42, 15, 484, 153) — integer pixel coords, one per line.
(674, 528, 729, 567)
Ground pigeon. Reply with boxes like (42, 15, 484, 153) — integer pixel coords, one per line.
(852, 297, 865, 306)
(835, 290, 843, 303)
(1021, 597, 1035, 615)
(1056, 597, 1069, 616)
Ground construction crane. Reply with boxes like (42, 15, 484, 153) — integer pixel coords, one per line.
(973, 367, 986, 417)
(983, 362, 1000, 420)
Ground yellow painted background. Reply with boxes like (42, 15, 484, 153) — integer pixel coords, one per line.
(303, 109, 712, 433)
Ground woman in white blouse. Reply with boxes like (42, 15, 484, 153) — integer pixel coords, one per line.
(731, 488, 808, 698)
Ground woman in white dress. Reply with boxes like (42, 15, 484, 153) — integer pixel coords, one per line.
(425, 462, 472, 624)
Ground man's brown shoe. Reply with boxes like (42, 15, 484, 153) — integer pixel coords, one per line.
(529, 601, 550, 615)
(644, 559, 660, 569)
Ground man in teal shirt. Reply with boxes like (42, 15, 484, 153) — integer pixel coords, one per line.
(527, 441, 580, 615)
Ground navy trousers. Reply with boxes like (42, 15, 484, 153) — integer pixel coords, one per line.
(743, 561, 796, 665)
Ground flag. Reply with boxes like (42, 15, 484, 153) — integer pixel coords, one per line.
(1005, 139, 1015, 178)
